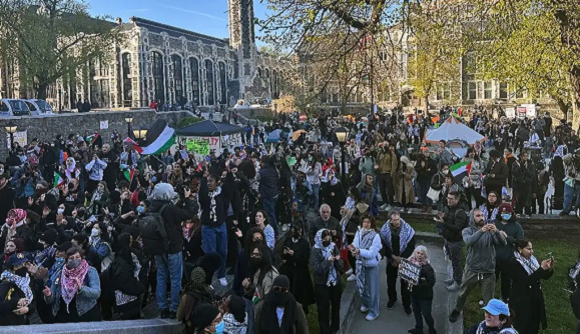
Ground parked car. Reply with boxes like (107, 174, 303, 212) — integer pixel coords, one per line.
(25, 99, 55, 115)
(0, 99, 32, 116)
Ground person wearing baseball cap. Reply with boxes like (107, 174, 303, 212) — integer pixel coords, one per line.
(495, 203, 524, 303)
(0, 253, 34, 326)
(465, 299, 516, 334)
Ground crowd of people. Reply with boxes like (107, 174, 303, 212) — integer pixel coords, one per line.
(0, 106, 578, 334)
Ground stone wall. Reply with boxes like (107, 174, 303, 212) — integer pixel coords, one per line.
(233, 107, 275, 120)
(0, 110, 194, 156)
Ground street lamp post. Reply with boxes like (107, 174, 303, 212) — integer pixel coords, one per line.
(132, 126, 148, 146)
(5, 121, 18, 152)
(124, 117, 133, 138)
(335, 127, 349, 187)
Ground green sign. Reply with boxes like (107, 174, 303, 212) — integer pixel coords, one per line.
(186, 138, 210, 155)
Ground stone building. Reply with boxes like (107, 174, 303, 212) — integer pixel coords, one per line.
(0, 0, 290, 110)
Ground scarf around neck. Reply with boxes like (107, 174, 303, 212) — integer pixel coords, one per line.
(61, 259, 90, 313)
(314, 229, 337, 286)
(208, 186, 222, 223)
(514, 251, 540, 275)
(380, 218, 415, 255)
(356, 229, 378, 295)
(0, 271, 33, 304)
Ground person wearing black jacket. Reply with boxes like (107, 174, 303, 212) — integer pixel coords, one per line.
(109, 233, 144, 320)
(198, 169, 234, 288)
(484, 149, 509, 197)
(407, 246, 437, 334)
(511, 151, 536, 218)
(0, 253, 36, 326)
(379, 212, 416, 314)
(414, 150, 437, 212)
(257, 155, 279, 235)
(147, 182, 196, 319)
(0, 174, 15, 225)
(436, 191, 469, 291)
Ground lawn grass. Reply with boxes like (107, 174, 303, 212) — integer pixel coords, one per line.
(407, 219, 578, 333)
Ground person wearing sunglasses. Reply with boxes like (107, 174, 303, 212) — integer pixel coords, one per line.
(255, 275, 309, 334)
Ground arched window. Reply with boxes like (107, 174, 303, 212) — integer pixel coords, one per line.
(205, 60, 215, 105)
(121, 53, 132, 105)
(151, 51, 165, 104)
(258, 67, 262, 78)
(219, 62, 227, 105)
(189, 58, 200, 105)
(171, 54, 184, 104)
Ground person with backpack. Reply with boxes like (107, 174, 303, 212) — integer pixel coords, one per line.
(436, 191, 469, 292)
(176, 267, 215, 333)
(147, 182, 197, 319)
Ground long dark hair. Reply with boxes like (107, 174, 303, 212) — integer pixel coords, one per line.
(250, 244, 275, 287)
(348, 186, 364, 203)
(116, 233, 135, 269)
(244, 227, 265, 259)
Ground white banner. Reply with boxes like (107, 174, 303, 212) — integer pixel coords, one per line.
(7, 130, 27, 149)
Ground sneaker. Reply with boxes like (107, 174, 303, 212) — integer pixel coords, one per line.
(386, 300, 396, 309)
(347, 274, 357, 282)
(160, 309, 169, 319)
(404, 305, 412, 316)
(385, 205, 393, 211)
(345, 268, 353, 275)
(168, 310, 177, 319)
(219, 277, 228, 286)
(407, 208, 412, 214)
(443, 278, 454, 285)
(446, 282, 460, 292)
(360, 305, 369, 313)
(379, 204, 389, 211)
(365, 313, 379, 321)
(449, 309, 461, 322)
(407, 329, 422, 334)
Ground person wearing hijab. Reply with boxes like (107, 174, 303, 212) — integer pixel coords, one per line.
(311, 229, 343, 334)
(356, 173, 378, 217)
(407, 246, 437, 334)
(349, 215, 382, 321)
(0, 253, 36, 326)
(177, 267, 216, 333)
(0, 209, 30, 250)
(320, 169, 346, 221)
(508, 238, 553, 334)
(43, 247, 101, 323)
(255, 275, 309, 334)
(64, 157, 80, 181)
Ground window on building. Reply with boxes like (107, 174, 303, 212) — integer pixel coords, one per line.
(219, 62, 227, 105)
(499, 83, 508, 99)
(190, 58, 200, 105)
(468, 82, 477, 100)
(515, 89, 524, 99)
(205, 60, 215, 105)
(484, 82, 492, 99)
(172, 55, 184, 105)
(90, 79, 110, 108)
(121, 53, 132, 105)
(152, 51, 165, 104)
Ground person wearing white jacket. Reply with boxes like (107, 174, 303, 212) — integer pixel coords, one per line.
(348, 215, 383, 321)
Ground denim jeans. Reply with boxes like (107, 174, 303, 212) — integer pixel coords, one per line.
(412, 296, 435, 332)
(562, 183, 580, 214)
(201, 223, 228, 278)
(262, 195, 279, 236)
(311, 183, 321, 211)
(154, 252, 183, 312)
(359, 265, 380, 318)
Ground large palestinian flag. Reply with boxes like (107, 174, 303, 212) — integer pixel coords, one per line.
(141, 120, 176, 155)
(450, 161, 472, 183)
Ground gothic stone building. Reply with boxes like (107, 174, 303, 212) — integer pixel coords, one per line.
(1, 0, 289, 110)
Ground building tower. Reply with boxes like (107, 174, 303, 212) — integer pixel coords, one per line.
(228, 0, 257, 99)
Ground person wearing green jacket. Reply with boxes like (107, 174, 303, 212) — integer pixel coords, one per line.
(494, 203, 524, 303)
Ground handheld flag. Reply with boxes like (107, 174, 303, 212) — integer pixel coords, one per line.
(450, 161, 472, 183)
(123, 138, 143, 154)
(123, 169, 135, 182)
(54, 172, 65, 188)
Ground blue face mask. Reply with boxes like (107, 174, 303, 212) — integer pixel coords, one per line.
(137, 206, 145, 214)
(501, 213, 511, 221)
(214, 321, 225, 334)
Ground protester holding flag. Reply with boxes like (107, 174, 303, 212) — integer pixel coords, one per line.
(462, 147, 485, 208)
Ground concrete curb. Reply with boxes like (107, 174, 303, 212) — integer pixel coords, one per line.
(0, 319, 181, 334)
(337, 232, 464, 334)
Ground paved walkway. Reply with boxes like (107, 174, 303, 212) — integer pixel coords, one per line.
(349, 241, 455, 334)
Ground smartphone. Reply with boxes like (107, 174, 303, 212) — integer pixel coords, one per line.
(547, 252, 554, 262)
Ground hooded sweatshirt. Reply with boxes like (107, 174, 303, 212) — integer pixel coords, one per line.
(462, 210, 506, 274)
(495, 217, 524, 262)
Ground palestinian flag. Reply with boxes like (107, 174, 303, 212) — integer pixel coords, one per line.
(86, 133, 99, 145)
(124, 169, 135, 182)
(450, 161, 472, 183)
(123, 138, 143, 154)
(54, 172, 65, 188)
(141, 120, 176, 155)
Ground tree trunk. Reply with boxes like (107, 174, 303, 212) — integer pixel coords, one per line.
(423, 95, 429, 112)
(570, 65, 580, 130)
(555, 96, 571, 121)
(36, 82, 48, 100)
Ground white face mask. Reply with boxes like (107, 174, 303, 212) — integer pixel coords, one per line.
(91, 228, 99, 237)
(57, 208, 64, 214)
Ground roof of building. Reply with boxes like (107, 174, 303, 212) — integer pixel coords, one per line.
(127, 16, 229, 46)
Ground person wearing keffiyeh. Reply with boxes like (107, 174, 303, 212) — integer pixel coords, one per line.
(311, 229, 343, 334)
(507, 238, 554, 334)
(379, 211, 416, 315)
(0, 253, 35, 326)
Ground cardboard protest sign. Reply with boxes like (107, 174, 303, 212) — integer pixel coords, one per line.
(399, 258, 422, 286)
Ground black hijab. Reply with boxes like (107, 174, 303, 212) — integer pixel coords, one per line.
(262, 275, 296, 334)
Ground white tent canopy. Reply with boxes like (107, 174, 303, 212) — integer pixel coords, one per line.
(424, 116, 484, 145)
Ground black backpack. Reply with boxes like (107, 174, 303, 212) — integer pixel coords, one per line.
(138, 204, 169, 251)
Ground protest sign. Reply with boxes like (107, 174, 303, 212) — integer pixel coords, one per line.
(186, 138, 210, 155)
(6, 130, 27, 149)
(399, 259, 422, 286)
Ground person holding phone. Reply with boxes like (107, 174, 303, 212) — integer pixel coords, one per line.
(508, 238, 554, 334)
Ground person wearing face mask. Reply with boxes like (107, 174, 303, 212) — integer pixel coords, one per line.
(242, 244, 279, 305)
(276, 223, 315, 315)
(87, 222, 113, 273)
(43, 248, 101, 323)
(255, 275, 309, 334)
(0, 238, 23, 275)
(465, 299, 516, 334)
(0, 253, 35, 325)
(311, 229, 343, 334)
(189, 303, 224, 334)
(233, 228, 266, 296)
(34, 229, 58, 269)
(494, 203, 524, 303)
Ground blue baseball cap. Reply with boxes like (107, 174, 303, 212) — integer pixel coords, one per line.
(7, 253, 28, 267)
(482, 299, 510, 316)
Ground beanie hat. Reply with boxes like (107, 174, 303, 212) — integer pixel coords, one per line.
(498, 203, 513, 214)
